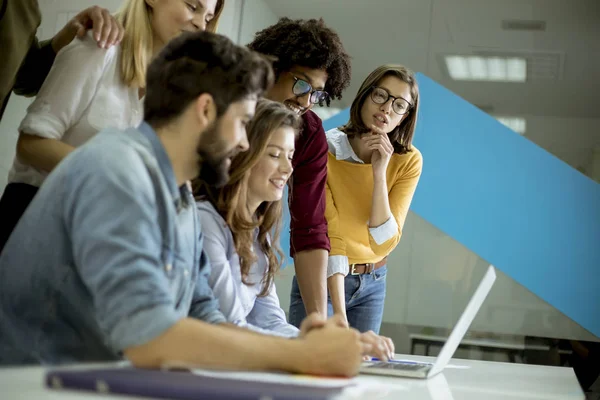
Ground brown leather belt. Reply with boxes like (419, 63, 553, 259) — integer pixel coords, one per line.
(349, 257, 387, 275)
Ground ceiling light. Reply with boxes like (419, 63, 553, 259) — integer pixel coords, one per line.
(445, 55, 527, 82)
(496, 117, 526, 135)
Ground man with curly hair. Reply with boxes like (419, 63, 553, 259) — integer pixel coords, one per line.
(248, 18, 352, 327)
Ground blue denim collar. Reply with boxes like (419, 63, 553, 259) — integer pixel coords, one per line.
(138, 121, 181, 205)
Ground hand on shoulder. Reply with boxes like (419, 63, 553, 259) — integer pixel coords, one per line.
(52, 5, 124, 53)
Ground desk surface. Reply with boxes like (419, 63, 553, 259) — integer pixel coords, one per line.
(0, 354, 584, 400)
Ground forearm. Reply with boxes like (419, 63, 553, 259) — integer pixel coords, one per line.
(327, 274, 346, 317)
(17, 134, 75, 173)
(124, 318, 304, 372)
(369, 177, 392, 228)
(294, 249, 328, 317)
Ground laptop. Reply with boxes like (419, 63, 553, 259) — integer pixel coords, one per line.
(360, 265, 497, 379)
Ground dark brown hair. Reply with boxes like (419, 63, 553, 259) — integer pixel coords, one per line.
(144, 31, 274, 128)
(342, 64, 419, 154)
(247, 17, 352, 106)
(193, 99, 301, 296)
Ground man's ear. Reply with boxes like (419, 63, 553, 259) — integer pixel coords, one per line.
(195, 93, 217, 129)
(145, 0, 156, 9)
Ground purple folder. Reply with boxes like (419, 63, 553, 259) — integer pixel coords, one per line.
(45, 367, 348, 400)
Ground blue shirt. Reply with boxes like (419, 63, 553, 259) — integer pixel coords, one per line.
(197, 201, 299, 338)
(0, 122, 225, 365)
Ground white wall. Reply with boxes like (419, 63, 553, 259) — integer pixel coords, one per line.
(216, 0, 243, 42)
(581, 145, 600, 183)
(218, 0, 278, 45)
(590, 147, 600, 183)
(523, 116, 600, 175)
(237, 0, 277, 45)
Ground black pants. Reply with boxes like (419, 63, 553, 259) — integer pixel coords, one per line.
(0, 182, 38, 255)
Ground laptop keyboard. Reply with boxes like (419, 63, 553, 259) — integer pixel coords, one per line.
(368, 361, 428, 371)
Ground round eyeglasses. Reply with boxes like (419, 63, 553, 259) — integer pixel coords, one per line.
(290, 74, 329, 104)
(370, 86, 412, 115)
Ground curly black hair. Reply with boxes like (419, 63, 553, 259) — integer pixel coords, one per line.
(248, 17, 352, 106)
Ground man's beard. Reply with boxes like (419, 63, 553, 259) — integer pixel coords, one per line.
(196, 119, 238, 188)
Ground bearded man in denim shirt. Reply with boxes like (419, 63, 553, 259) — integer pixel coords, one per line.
(0, 31, 370, 376)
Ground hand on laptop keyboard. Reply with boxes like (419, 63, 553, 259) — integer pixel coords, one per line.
(360, 331, 395, 361)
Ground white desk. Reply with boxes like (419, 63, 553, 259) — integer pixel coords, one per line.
(0, 354, 585, 400)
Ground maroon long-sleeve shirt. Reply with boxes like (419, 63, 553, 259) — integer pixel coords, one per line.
(288, 110, 331, 257)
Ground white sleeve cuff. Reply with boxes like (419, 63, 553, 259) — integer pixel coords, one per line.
(19, 110, 66, 140)
(327, 255, 349, 278)
(369, 217, 398, 245)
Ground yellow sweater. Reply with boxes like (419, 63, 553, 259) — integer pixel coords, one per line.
(326, 148, 423, 264)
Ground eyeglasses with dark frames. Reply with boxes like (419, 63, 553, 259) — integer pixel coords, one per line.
(289, 73, 329, 104)
(370, 86, 412, 115)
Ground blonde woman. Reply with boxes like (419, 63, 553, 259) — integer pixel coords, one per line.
(318, 65, 422, 334)
(194, 99, 302, 338)
(0, 0, 224, 252)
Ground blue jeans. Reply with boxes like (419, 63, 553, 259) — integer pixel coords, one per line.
(289, 266, 387, 334)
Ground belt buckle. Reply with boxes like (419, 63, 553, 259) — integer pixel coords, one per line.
(350, 264, 359, 275)
(367, 263, 375, 274)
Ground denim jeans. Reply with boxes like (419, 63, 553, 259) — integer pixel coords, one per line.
(289, 265, 387, 334)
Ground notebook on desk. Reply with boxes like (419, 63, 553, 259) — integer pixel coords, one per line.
(360, 265, 497, 379)
(45, 366, 353, 400)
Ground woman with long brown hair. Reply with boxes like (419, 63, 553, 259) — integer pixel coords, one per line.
(195, 100, 396, 360)
(289, 64, 423, 334)
(194, 99, 300, 337)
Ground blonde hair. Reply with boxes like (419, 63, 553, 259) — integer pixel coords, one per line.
(207, 0, 224, 33)
(116, 0, 225, 88)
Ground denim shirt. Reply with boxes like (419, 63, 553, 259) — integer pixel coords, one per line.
(0, 122, 225, 365)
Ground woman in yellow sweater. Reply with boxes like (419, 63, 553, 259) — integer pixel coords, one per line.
(291, 65, 422, 334)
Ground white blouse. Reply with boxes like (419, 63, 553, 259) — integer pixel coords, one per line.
(196, 201, 300, 338)
(9, 32, 143, 187)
